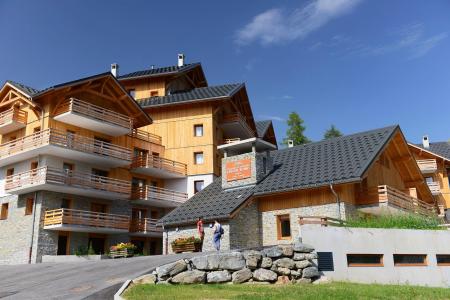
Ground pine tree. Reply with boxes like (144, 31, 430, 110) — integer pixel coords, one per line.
(324, 125, 342, 139)
(282, 112, 310, 146)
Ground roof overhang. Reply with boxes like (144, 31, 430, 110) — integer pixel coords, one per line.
(408, 143, 450, 163)
(218, 137, 276, 154)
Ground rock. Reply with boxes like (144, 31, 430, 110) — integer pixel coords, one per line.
(246, 256, 259, 269)
(218, 252, 246, 271)
(133, 274, 156, 285)
(243, 250, 262, 260)
(302, 266, 320, 279)
(305, 253, 318, 260)
(279, 245, 294, 257)
(295, 260, 312, 269)
(172, 270, 206, 284)
(207, 270, 231, 283)
(156, 260, 187, 279)
(275, 275, 291, 285)
(253, 268, 278, 282)
(273, 258, 296, 269)
(260, 257, 272, 268)
(191, 254, 219, 271)
(262, 246, 283, 258)
(290, 270, 302, 279)
(276, 267, 291, 275)
(294, 278, 312, 284)
(313, 276, 330, 284)
(293, 242, 314, 253)
(293, 253, 307, 261)
(232, 268, 253, 284)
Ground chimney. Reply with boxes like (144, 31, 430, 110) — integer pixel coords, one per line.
(177, 53, 185, 67)
(287, 140, 294, 148)
(111, 63, 119, 77)
(422, 135, 430, 149)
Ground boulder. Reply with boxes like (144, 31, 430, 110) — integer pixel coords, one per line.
(243, 250, 262, 260)
(279, 245, 294, 257)
(313, 276, 330, 285)
(156, 260, 187, 279)
(276, 267, 291, 276)
(133, 274, 156, 285)
(305, 253, 318, 260)
(191, 254, 220, 271)
(260, 257, 272, 269)
(293, 242, 314, 253)
(171, 270, 206, 284)
(273, 258, 296, 269)
(253, 268, 278, 282)
(218, 252, 246, 271)
(290, 270, 302, 279)
(302, 266, 320, 279)
(275, 275, 291, 285)
(207, 270, 231, 283)
(246, 256, 259, 269)
(295, 260, 312, 269)
(294, 278, 312, 284)
(262, 246, 283, 258)
(293, 253, 307, 261)
(232, 268, 253, 284)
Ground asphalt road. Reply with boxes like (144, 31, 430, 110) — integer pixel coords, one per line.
(0, 253, 198, 300)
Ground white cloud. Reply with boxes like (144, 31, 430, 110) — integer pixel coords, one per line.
(259, 115, 286, 122)
(235, 0, 362, 46)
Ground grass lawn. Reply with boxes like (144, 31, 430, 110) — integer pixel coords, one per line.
(123, 282, 450, 300)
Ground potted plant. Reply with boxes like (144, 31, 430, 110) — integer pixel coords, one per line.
(171, 236, 202, 253)
(109, 242, 137, 258)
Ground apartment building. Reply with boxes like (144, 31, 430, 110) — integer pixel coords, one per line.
(0, 55, 271, 264)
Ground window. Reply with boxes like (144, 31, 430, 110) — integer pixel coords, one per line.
(393, 254, 427, 266)
(150, 90, 159, 97)
(63, 163, 73, 172)
(436, 255, 450, 266)
(33, 127, 41, 133)
(134, 147, 148, 157)
(129, 89, 136, 99)
(92, 168, 108, 177)
(194, 180, 204, 194)
(61, 198, 71, 209)
(152, 152, 160, 157)
(25, 198, 34, 215)
(6, 168, 14, 177)
(194, 124, 204, 137)
(31, 161, 38, 170)
(0, 203, 8, 220)
(317, 252, 334, 271)
(347, 254, 384, 267)
(194, 152, 204, 165)
(132, 177, 146, 188)
(277, 214, 291, 240)
(425, 176, 434, 184)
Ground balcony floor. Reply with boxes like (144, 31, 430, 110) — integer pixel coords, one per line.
(130, 199, 184, 208)
(44, 224, 128, 234)
(131, 167, 186, 179)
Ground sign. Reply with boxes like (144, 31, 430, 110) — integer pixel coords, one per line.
(226, 159, 252, 182)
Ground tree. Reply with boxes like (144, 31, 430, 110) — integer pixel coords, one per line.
(282, 112, 310, 146)
(324, 125, 342, 139)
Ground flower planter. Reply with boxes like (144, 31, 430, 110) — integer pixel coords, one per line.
(171, 242, 201, 253)
(109, 249, 134, 259)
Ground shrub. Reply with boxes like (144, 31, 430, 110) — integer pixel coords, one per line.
(345, 213, 444, 230)
(171, 236, 202, 247)
(75, 245, 88, 256)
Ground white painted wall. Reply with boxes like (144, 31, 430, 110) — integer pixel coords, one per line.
(165, 174, 215, 198)
(301, 226, 450, 287)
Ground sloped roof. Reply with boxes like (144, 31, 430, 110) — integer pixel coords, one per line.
(138, 83, 244, 108)
(118, 63, 201, 80)
(5, 80, 40, 97)
(414, 142, 450, 161)
(160, 125, 399, 226)
(255, 120, 272, 138)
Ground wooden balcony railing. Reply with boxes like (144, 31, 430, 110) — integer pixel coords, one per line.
(222, 112, 255, 136)
(129, 129, 162, 145)
(0, 107, 27, 126)
(220, 138, 241, 145)
(54, 98, 133, 130)
(44, 208, 130, 230)
(0, 129, 131, 161)
(131, 154, 187, 176)
(131, 185, 188, 203)
(129, 218, 162, 233)
(416, 159, 438, 174)
(427, 181, 441, 195)
(5, 166, 131, 196)
(378, 185, 437, 216)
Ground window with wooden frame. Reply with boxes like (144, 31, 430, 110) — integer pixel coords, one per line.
(347, 254, 384, 267)
(1, 203, 9, 220)
(6, 168, 14, 177)
(436, 255, 450, 266)
(194, 152, 204, 165)
(25, 198, 34, 216)
(393, 254, 427, 266)
(128, 89, 136, 99)
(194, 180, 204, 194)
(194, 124, 204, 137)
(31, 161, 38, 170)
(150, 90, 159, 97)
(277, 214, 291, 240)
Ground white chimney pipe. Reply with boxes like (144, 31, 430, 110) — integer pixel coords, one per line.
(177, 53, 185, 67)
(288, 140, 294, 148)
(422, 135, 430, 149)
(111, 63, 119, 77)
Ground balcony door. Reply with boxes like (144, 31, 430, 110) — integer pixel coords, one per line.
(132, 177, 146, 199)
(91, 203, 107, 213)
(94, 136, 112, 156)
(132, 208, 147, 220)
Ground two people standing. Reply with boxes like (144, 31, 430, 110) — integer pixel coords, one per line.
(197, 217, 223, 251)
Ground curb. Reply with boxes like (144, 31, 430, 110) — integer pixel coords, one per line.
(114, 279, 131, 300)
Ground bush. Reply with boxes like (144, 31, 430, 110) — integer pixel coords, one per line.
(75, 245, 88, 256)
(171, 236, 202, 247)
(345, 213, 444, 230)
(110, 242, 137, 252)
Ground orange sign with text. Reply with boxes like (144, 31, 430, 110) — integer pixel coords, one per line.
(226, 159, 252, 182)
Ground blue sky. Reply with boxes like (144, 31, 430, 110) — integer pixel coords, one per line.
(1, 0, 449, 144)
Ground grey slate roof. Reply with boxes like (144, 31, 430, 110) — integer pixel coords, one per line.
(415, 142, 450, 161)
(160, 125, 399, 226)
(138, 83, 244, 108)
(118, 63, 200, 80)
(6, 80, 40, 97)
(255, 120, 272, 138)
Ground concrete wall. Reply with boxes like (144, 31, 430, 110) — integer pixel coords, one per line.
(301, 226, 450, 287)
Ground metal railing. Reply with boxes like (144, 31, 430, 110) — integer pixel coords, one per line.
(131, 154, 187, 176)
(0, 107, 27, 126)
(416, 159, 438, 174)
(378, 185, 437, 216)
(54, 98, 133, 130)
(44, 208, 130, 230)
(131, 185, 188, 203)
(129, 218, 162, 233)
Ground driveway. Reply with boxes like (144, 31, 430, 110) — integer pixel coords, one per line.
(0, 253, 199, 300)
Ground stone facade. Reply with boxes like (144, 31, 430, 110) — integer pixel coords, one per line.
(229, 201, 261, 249)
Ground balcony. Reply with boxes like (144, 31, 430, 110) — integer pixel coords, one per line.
(0, 107, 27, 134)
(5, 167, 131, 199)
(417, 159, 438, 174)
(44, 208, 129, 234)
(131, 154, 187, 178)
(129, 129, 162, 145)
(53, 98, 133, 136)
(131, 185, 188, 207)
(0, 129, 132, 168)
(427, 181, 441, 196)
(220, 112, 255, 140)
(129, 218, 162, 237)
(358, 185, 437, 217)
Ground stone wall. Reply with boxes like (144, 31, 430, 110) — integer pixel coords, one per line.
(229, 201, 260, 249)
